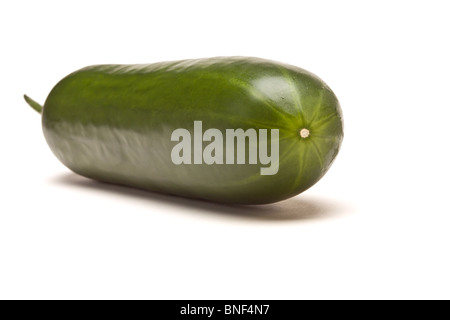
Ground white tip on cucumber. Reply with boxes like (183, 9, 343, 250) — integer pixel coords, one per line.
(300, 128, 310, 138)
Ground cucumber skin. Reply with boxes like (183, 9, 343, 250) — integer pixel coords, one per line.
(42, 57, 343, 204)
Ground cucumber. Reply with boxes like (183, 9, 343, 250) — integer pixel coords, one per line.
(25, 57, 343, 204)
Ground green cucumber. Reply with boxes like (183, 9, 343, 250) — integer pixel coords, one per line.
(25, 57, 343, 204)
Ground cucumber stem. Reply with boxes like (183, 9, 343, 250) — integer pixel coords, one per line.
(24, 94, 43, 114)
(300, 128, 310, 138)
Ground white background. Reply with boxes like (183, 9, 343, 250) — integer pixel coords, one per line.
(1, 0, 449, 300)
